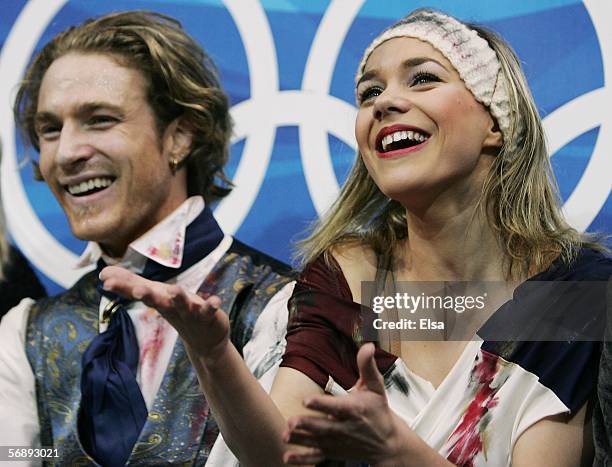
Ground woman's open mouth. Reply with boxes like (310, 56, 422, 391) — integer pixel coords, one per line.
(375, 126, 430, 158)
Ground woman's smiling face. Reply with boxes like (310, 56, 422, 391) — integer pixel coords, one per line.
(355, 37, 502, 210)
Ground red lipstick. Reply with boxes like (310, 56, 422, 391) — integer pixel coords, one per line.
(375, 124, 430, 159)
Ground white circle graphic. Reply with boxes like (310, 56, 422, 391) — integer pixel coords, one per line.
(214, 0, 278, 234)
(548, 0, 611, 231)
(300, 0, 364, 214)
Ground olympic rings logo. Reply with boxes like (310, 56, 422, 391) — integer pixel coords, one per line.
(0, 0, 609, 287)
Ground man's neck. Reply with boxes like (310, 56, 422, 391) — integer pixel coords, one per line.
(77, 196, 204, 269)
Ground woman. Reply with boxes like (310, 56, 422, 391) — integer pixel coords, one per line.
(102, 9, 611, 466)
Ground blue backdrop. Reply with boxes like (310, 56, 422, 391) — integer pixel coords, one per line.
(0, 0, 610, 295)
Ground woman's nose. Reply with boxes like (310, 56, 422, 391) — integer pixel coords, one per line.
(373, 88, 411, 121)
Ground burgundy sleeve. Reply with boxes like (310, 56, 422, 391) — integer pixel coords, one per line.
(280, 256, 395, 390)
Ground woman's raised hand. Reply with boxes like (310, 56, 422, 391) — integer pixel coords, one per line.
(99, 265, 229, 358)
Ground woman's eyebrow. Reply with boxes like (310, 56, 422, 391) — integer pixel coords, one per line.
(356, 69, 378, 88)
(401, 56, 447, 70)
(357, 56, 448, 88)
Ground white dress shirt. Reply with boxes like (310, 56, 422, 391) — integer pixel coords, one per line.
(0, 196, 294, 465)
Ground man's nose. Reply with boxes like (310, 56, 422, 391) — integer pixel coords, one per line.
(56, 123, 96, 166)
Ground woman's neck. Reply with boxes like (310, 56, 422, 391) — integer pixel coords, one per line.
(397, 198, 508, 282)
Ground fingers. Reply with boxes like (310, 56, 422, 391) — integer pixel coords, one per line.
(147, 284, 217, 317)
(99, 266, 159, 303)
(99, 265, 147, 297)
(283, 427, 319, 448)
(284, 419, 328, 464)
(284, 416, 354, 463)
(356, 342, 385, 395)
(165, 284, 201, 311)
(303, 394, 360, 421)
(287, 415, 341, 437)
(283, 447, 325, 465)
(204, 294, 222, 309)
(99, 265, 220, 315)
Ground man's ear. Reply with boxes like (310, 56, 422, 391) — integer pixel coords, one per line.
(483, 117, 503, 152)
(163, 118, 194, 166)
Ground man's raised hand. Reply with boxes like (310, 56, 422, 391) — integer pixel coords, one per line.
(99, 265, 230, 357)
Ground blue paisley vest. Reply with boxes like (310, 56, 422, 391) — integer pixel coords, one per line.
(26, 240, 292, 466)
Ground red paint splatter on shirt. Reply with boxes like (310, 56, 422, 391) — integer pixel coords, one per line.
(173, 234, 182, 263)
(139, 309, 166, 385)
(446, 350, 501, 467)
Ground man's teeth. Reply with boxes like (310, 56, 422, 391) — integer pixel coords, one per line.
(381, 130, 428, 151)
(67, 177, 113, 195)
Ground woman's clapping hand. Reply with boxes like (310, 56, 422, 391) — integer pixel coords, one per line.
(282, 343, 419, 467)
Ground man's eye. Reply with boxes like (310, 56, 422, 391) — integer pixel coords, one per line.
(358, 86, 383, 104)
(37, 125, 61, 140)
(88, 115, 117, 127)
(411, 72, 441, 86)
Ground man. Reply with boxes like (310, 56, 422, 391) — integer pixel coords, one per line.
(0, 11, 293, 466)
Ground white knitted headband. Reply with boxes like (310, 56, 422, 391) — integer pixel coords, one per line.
(356, 9, 512, 147)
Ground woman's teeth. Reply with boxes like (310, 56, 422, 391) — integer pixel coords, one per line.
(381, 130, 428, 152)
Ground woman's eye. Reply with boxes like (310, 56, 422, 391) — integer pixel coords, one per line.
(411, 72, 440, 86)
(358, 86, 383, 104)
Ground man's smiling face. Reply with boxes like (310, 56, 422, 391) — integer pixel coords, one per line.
(35, 52, 188, 258)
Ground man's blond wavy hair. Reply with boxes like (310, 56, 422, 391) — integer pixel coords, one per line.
(14, 10, 233, 204)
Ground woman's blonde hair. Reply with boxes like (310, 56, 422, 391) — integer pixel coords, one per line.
(296, 14, 603, 280)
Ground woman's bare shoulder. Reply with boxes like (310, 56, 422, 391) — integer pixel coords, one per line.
(329, 242, 378, 302)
